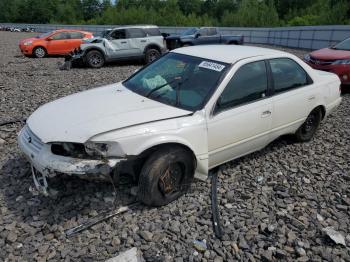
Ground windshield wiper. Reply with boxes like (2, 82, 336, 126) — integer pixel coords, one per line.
(145, 76, 181, 98)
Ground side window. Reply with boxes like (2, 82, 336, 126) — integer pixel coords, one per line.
(69, 32, 84, 39)
(110, 29, 126, 40)
(269, 58, 310, 93)
(127, 28, 146, 38)
(144, 28, 161, 36)
(217, 61, 268, 110)
(208, 28, 217, 36)
(199, 28, 208, 36)
(51, 32, 69, 40)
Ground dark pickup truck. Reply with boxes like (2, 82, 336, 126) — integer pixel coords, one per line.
(165, 27, 244, 50)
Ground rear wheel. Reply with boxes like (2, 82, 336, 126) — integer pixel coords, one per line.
(145, 48, 160, 64)
(86, 50, 105, 68)
(295, 108, 322, 142)
(33, 46, 46, 58)
(137, 146, 195, 206)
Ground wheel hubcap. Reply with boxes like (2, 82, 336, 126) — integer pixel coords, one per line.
(149, 51, 158, 62)
(90, 54, 102, 65)
(159, 163, 183, 195)
(302, 114, 316, 134)
(35, 48, 45, 57)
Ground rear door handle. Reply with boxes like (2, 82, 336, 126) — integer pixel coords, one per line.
(140, 40, 147, 42)
(261, 110, 272, 118)
(121, 41, 127, 44)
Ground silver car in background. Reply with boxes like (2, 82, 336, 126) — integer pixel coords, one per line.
(72, 25, 167, 68)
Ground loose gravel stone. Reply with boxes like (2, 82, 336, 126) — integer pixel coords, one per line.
(0, 32, 349, 261)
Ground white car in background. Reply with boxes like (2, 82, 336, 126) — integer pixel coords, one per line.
(18, 45, 341, 206)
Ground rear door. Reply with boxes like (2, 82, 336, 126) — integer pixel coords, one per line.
(196, 28, 220, 45)
(269, 58, 316, 138)
(46, 32, 70, 54)
(67, 32, 85, 51)
(126, 28, 148, 57)
(107, 29, 132, 58)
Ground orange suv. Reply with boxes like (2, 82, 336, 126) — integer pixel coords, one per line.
(19, 29, 94, 58)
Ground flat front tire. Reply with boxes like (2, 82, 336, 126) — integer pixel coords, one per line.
(295, 108, 322, 142)
(137, 146, 195, 206)
(86, 50, 105, 68)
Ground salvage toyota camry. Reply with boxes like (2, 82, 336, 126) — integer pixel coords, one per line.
(18, 45, 341, 206)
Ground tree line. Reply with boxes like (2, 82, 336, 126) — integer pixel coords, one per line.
(0, 0, 349, 27)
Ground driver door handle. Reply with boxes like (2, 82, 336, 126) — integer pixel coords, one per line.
(261, 110, 272, 118)
(121, 41, 127, 44)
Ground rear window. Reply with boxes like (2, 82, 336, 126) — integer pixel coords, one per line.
(69, 32, 84, 39)
(127, 28, 146, 38)
(144, 28, 161, 36)
(51, 32, 69, 40)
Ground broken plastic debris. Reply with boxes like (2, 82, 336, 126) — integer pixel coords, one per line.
(105, 247, 144, 262)
(193, 239, 208, 252)
(322, 227, 346, 246)
(256, 176, 264, 183)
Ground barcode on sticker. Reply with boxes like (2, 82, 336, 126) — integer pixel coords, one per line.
(199, 61, 225, 72)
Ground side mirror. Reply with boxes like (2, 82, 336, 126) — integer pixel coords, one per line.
(47, 37, 53, 41)
(195, 33, 201, 38)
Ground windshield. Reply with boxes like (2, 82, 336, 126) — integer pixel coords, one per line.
(181, 28, 198, 36)
(36, 31, 54, 39)
(123, 53, 229, 111)
(332, 38, 350, 51)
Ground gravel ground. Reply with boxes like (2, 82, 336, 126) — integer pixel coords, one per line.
(0, 31, 349, 261)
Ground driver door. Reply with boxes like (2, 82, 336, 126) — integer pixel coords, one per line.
(107, 29, 132, 58)
(46, 32, 70, 54)
(207, 60, 273, 168)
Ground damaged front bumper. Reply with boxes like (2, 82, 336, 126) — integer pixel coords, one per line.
(18, 126, 123, 195)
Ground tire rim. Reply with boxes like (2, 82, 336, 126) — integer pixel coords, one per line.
(159, 163, 183, 196)
(35, 48, 45, 58)
(89, 54, 102, 66)
(148, 51, 158, 62)
(301, 113, 316, 135)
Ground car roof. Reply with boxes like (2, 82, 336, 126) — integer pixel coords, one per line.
(55, 29, 91, 33)
(172, 45, 289, 64)
(112, 25, 159, 30)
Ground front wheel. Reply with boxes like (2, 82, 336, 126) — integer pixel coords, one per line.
(86, 50, 105, 68)
(145, 48, 160, 64)
(295, 108, 322, 142)
(33, 47, 47, 58)
(137, 146, 195, 206)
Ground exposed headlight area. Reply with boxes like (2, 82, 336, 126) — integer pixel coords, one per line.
(51, 142, 88, 158)
(23, 41, 33, 46)
(332, 59, 350, 65)
(51, 141, 124, 159)
(84, 142, 109, 158)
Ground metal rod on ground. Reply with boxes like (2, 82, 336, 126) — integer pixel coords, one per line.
(210, 168, 223, 239)
(65, 202, 139, 237)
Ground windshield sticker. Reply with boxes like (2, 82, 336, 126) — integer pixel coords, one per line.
(199, 61, 225, 72)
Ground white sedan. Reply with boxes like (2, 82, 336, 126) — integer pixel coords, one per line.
(18, 45, 342, 206)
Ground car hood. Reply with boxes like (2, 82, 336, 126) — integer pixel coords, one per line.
(19, 37, 38, 44)
(27, 83, 192, 143)
(310, 48, 350, 60)
(82, 37, 104, 44)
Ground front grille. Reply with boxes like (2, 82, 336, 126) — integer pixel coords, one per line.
(21, 125, 44, 154)
(309, 56, 335, 66)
